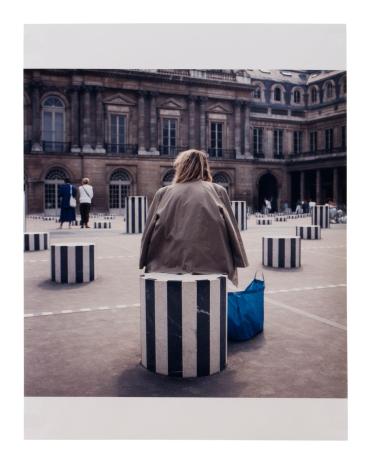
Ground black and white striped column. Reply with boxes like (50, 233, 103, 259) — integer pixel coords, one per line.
(140, 273, 227, 378)
(312, 205, 330, 228)
(103, 215, 115, 220)
(24, 232, 49, 251)
(51, 243, 95, 283)
(231, 201, 247, 230)
(262, 236, 301, 268)
(125, 196, 148, 234)
(257, 219, 272, 225)
(43, 216, 54, 221)
(94, 222, 111, 229)
(275, 217, 287, 222)
(296, 225, 321, 240)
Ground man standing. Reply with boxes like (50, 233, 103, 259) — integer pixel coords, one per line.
(79, 178, 94, 228)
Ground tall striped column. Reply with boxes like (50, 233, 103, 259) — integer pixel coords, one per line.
(262, 236, 301, 268)
(296, 225, 321, 240)
(231, 201, 247, 230)
(140, 273, 227, 378)
(51, 243, 95, 283)
(125, 196, 148, 234)
(24, 232, 49, 251)
(312, 205, 330, 228)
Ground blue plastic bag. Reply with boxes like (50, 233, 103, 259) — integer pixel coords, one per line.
(227, 273, 265, 342)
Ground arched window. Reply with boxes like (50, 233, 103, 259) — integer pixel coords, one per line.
(326, 82, 333, 98)
(340, 76, 347, 95)
(293, 90, 301, 103)
(311, 87, 317, 103)
(109, 169, 132, 213)
(274, 87, 281, 101)
(254, 85, 261, 99)
(44, 167, 68, 215)
(213, 172, 230, 195)
(42, 96, 66, 152)
(162, 170, 175, 186)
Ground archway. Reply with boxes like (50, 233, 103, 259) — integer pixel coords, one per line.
(162, 169, 175, 186)
(213, 172, 231, 195)
(109, 169, 132, 214)
(44, 167, 68, 216)
(258, 172, 278, 212)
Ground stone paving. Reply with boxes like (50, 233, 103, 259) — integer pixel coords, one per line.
(24, 215, 347, 398)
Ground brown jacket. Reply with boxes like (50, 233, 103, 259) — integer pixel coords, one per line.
(139, 180, 248, 286)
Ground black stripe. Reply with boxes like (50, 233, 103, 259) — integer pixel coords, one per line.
(94, 223, 97, 228)
(316, 227, 319, 239)
(219, 276, 226, 371)
(319, 206, 323, 227)
(60, 246, 68, 283)
(89, 245, 94, 281)
(262, 237, 265, 264)
(241, 203, 245, 230)
(138, 197, 142, 233)
(278, 238, 285, 268)
(167, 280, 182, 376)
(34, 233, 40, 251)
(291, 238, 296, 268)
(234, 203, 239, 226)
(298, 238, 301, 266)
(51, 246, 55, 281)
(75, 246, 83, 283)
(24, 234, 29, 251)
(125, 197, 128, 231)
(308, 227, 311, 239)
(145, 279, 156, 372)
(197, 280, 210, 377)
(43, 233, 48, 250)
(267, 238, 273, 267)
(131, 197, 135, 233)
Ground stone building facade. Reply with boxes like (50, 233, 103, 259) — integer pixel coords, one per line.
(24, 69, 346, 214)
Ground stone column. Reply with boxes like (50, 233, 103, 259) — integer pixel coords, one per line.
(31, 82, 42, 152)
(300, 171, 305, 200)
(188, 95, 196, 148)
(149, 92, 159, 154)
(266, 129, 274, 159)
(243, 103, 251, 157)
(234, 100, 242, 158)
(94, 87, 106, 153)
(70, 86, 81, 153)
(82, 86, 93, 153)
(138, 90, 146, 155)
(199, 96, 207, 151)
(333, 167, 339, 203)
(316, 169, 321, 203)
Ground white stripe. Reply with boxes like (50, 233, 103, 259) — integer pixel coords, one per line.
(181, 280, 197, 378)
(296, 237, 301, 266)
(284, 238, 291, 268)
(272, 238, 279, 268)
(82, 246, 90, 283)
(67, 246, 76, 283)
(140, 276, 147, 368)
(29, 234, 35, 251)
(154, 280, 168, 375)
(209, 279, 221, 375)
(55, 246, 61, 283)
(263, 237, 268, 266)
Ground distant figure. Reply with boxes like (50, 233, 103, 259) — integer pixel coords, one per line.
(295, 200, 303, 214)
(58, 178, 77, 229)
(309, 199, 316, 213)
(302, 199, 309, 214)
(79, 178, 94, 229)
(264, 198, 271, 214)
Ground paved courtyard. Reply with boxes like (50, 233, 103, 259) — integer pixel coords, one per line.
(24, 216, 347, 398)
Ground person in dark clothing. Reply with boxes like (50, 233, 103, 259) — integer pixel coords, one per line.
(58, 178, 77, 229)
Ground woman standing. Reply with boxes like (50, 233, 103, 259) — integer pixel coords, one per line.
(58, 178, 77, 229)
(139, 149, 248, 286)
(79, 178, 94, 228)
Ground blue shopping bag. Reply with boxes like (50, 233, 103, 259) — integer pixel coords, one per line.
(227, 273, 265, 342)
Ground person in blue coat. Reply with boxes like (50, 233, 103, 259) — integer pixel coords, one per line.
(58, 178, 77, 228)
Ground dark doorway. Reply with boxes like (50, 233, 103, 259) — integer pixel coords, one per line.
(258, 173, 278, 212)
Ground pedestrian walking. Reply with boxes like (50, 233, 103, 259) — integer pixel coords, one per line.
(58, 178, 77, 229)
(139, 149, 248, 286)
(309, 198, 316, 213)
(79, 178, 94, 228)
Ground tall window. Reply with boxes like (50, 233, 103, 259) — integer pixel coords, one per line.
(274, 87, 281, 102)
(325, 128, 333, 152)
(326, 82, 333, 99)
(341, 126, 346, 148)
(210, 122, 223, 157)
(293, 90, 301, 103)
(44, 168, 67, 214)
(109, 114, 126, 153)
(273, 129, 283, 156)
(162, 118, 177, 155)
(109, 169, 131, 212)
(254, 86, 261, 99)
(311, 87, 317, 103)
(253, 128, 263, 155)
(293, 131, 303, 154)
(42, 96, 65, 152)
(309, 131, 317, 153)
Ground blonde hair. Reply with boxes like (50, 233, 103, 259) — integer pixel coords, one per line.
(173, 149, 212, 184)
(82, 178, 90, 184)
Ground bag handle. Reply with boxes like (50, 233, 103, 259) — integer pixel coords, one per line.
(254, 270, 265, 281)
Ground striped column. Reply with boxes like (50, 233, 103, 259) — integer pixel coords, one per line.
(103, 215, 115, 220)
(43, 217, 54, 221)
(140, 273, 227, 378)
(51, 243, 95, 283)
(231, 201, 247, 230)
(275, 217, 287, 222)
(262, 236, 301, 268)
(312, 205, 330, 228)
(257, 219, 272, 225)
(94, 222, 111, 229)
(125, 196, 148, 234)
(296, 225, 321, 240)
(24, 232, 49, 251)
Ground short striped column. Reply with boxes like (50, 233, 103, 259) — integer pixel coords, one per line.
(103, 215, 115, 220)
(312, 205, 330, 228)
(43, 216, 54, 221)
(231, 201, 247, 230)
(125, 196, 148, 234)
(296, 225, 321, 240)
(51, 243, 95, 283)
(257, 219, 272, 225)
(94, 221, 111, 229)
(275, 217, 287, 222)
(24, 232, 49, 251)
(262, 236, 301, 268)
(140, 273, 227, 378)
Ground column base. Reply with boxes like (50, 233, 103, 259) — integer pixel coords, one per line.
(71, 146, 81, 153)
(82, 145, 94, 153)
(243, 152, 253, 159)
(31, 143, 42, 153)
(94, 145, 106, 154)
(235, 152, 246, 160)
(138, 148, 149, 155)
(149, 148, 160, 155)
